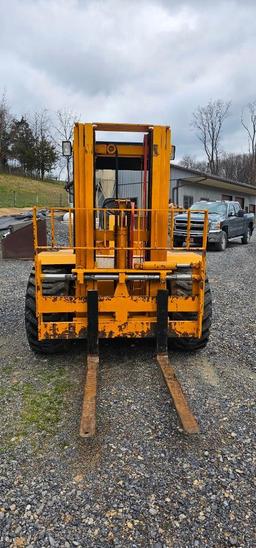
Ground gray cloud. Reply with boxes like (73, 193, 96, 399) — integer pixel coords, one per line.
(1, 0, 256, 159)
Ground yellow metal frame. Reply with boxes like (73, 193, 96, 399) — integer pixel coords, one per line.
(32, 122, 209, 342)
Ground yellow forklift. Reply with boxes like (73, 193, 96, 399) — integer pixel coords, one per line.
(25, 123, 212, 436)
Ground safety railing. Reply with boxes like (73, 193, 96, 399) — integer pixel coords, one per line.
(32, 206, 209, 258)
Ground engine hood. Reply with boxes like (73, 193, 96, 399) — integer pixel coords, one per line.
(175, 212, 224, 222)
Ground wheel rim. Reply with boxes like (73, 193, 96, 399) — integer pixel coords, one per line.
(247, 229, 251, 241)
(221, 233, 226, 249)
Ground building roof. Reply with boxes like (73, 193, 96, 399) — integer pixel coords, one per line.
(171, 163, 256, 196)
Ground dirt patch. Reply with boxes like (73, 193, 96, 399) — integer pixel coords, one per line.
(197, 355, 220, 386)
(0, 207, 32, 216)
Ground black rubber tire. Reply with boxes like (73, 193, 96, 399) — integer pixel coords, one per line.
(215, 230, 227, 252)
(170, 275, 212, 351)
(241, 226, 251, 244)
(25, 268, 71, 354)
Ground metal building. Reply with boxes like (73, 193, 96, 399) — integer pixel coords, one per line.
(171, 164, 256, 213)
(98, 164, 256, 213)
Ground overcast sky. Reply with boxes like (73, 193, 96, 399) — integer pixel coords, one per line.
(1, 0, 256, 160)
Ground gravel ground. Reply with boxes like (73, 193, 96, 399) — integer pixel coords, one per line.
(0, 233, 255, 547)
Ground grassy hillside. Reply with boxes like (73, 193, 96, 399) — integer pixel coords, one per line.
(0, 173, 68, 208)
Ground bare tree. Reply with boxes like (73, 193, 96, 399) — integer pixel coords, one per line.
(241, 102, 256, 183)
(31, 110, 57, 180)
(192, 99, 231, 175)
(53, 109, 78, 185)
(179, 155, 197, 169)
(219, 152, 251, 184)
(179, 154, 208, 172)
(0, 91, 11, 170)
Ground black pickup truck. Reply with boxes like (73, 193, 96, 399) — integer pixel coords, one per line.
(174, 200, 255, 251)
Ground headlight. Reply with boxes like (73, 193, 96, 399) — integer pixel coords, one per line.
(210, 221, 221, 230)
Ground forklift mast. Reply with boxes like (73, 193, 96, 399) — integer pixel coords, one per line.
(73, 122, 171, 270)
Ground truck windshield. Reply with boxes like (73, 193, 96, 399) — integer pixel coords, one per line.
(190, 202, 227, 215)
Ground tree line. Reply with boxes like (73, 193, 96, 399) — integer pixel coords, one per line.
(181, 99, 256, 186)
(1, 92, 256, 185)
(0, 93, 77, 180)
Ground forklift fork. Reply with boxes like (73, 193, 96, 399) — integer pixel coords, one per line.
(156, 289, 199, 434)
(80, 290, 99, 437)
(80, 289, 199, 437)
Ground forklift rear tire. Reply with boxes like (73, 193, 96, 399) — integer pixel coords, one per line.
(25, 268, 71, 354)
(169, 276, 212, 351)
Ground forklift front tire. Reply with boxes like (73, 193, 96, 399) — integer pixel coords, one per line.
(25, 269, 71, 354)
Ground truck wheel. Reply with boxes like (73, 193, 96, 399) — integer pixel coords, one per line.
(169, 275, 212, 351)
(25, 268, 71, 354)
(215, 230, 227, 251)
(241, 227, 251, 244)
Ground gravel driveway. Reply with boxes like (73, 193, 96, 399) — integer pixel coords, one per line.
(0, 235, 255, 547)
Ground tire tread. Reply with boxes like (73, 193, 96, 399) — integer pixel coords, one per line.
(170, 275, 212, 351)
(25, 268, 71, 354)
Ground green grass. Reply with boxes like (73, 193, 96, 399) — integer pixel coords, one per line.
(20, 376, 71, 434)
(0, 173, 68, 208)
(0, 367, 72, 450)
